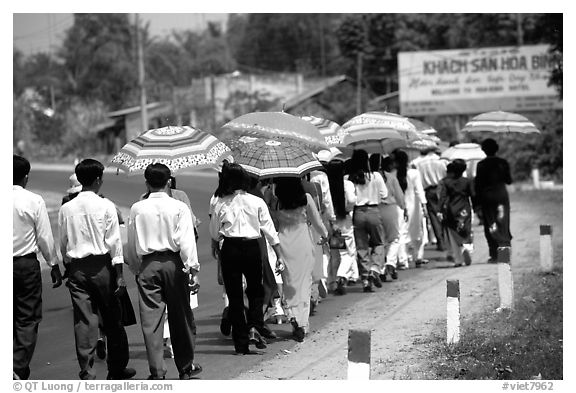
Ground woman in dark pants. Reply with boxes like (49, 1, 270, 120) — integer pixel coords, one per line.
(474, 138, 513, 262)
(209, 163, 285, 354)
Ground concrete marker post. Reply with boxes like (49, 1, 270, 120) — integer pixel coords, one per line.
(539, 225, 553, 273)
(497, 246, 514, 310)
(347, 329, 371, 380)
(446, 280, 460, 344)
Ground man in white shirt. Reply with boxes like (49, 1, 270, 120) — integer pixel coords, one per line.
(414, 147, 448, 251)
(125, 163, 201, 380)
(58, 159, 134, 381)
(13, 155, 63, 380)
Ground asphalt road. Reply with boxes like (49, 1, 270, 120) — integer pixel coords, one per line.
(26, 168, 414, 380)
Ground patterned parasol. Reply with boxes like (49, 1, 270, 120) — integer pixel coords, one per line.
(301, 115, 347, 146)
(109, 125, 230, 175)
(341, 111, 417, 153)
(214, 111, 328, 152)
(228, 139, 324, 179)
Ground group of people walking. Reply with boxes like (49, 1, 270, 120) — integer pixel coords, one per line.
(13, 137, 513, 380)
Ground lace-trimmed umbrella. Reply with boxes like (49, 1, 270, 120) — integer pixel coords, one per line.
(109, 125, 230, 175)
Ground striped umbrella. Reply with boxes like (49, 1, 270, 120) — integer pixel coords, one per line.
(301, 115, 347, 146)
(215, 111, 328, 152)
(109, 125, 230, 175)
(460, 111, 541, 134)
(228, 139, 324, 179)
(441, 143, 487, 162)
(342, 111, 418, 153)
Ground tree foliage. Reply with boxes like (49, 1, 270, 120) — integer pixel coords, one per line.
(59, 13, 136, 109)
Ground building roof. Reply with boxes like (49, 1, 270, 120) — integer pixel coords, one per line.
(284, 75, 348, 110)
(107, 101, 168, 118)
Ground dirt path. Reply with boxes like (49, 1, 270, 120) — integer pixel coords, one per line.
(235, 189, 563, 380)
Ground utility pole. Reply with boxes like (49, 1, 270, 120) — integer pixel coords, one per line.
(47, 14, 56, 111)
(356, 52, 363, 114)
(136, 13, 148, 133)
(319, 14, 326, 77)
(516, 13, 524, 45)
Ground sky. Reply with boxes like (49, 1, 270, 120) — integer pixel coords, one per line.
(13, 13, 229, 55)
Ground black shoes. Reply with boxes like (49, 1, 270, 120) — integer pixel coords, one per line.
(334, 277, 347, 295)
(147, 375, 166, 380)
(106, 367, 136, 380)
(257, 324, 278, 340)
(370, 271, 383, 288)
(463, 250, 472, 265)
(248, 327, 267, 349)
(220, 307, 231, 336)
(385, 265, 398, 280)
(362, 279, 374, 292)
(96, 338, 106, 360)
(290, 318, 305, 342)
(179, 364, 202, 379)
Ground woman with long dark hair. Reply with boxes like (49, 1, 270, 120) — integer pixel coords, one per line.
(326, 159, 357, 295)
(392, 149, 427, 269)
(370, 153, 407, 280)
(209, 162, 285, 354)
(348, 149, 387, 292)
(438, 159, 475, 267)
(273, 177, 327, 342)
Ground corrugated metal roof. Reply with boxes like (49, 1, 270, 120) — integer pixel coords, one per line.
(107, 102, 168, 117)
(284, 75, 348, 110)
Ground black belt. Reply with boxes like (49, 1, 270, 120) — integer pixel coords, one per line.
(13, 253, 36, 260)
(223, 236, 259, 243)
(143, 250, 179, 258)
(354, 204, 378, 209)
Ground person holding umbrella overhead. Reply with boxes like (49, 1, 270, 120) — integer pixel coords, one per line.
(209, 162, 285, 354)
(474, 138, 513, 263)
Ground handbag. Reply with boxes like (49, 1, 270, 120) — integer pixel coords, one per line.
(329, 229, 347, 250)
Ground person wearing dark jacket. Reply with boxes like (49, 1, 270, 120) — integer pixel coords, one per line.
(474, 138, 513, 262)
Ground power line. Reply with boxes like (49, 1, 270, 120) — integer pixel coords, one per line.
(13, 15, 74, 41)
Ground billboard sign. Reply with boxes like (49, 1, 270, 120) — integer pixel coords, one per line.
(398, 45, 562, 116)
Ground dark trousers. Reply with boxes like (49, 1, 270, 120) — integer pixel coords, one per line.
(425, 185, 445, 250)
(13, 255, 42, 380)
(220, 237, 265, 352)
(137, 251, 196, 378)
(480, 200, 512, 260)
(67, 254, 129, 380)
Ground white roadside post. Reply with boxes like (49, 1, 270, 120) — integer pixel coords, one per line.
(347, 329, 371, 380)
(497, 246, 514, 311)
(446, 280, 460, 344)
(539, 225, 553, 273)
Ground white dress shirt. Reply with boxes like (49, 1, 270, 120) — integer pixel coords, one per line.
(209, 190, 280, 246)
(415, 153, 447, 189)
(352, 171, 388, 206)
(126, 192, 199, 274)
(309, 171, 336, 221)
(58, 191, 124, 265)
(13, 185, 58, 266)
